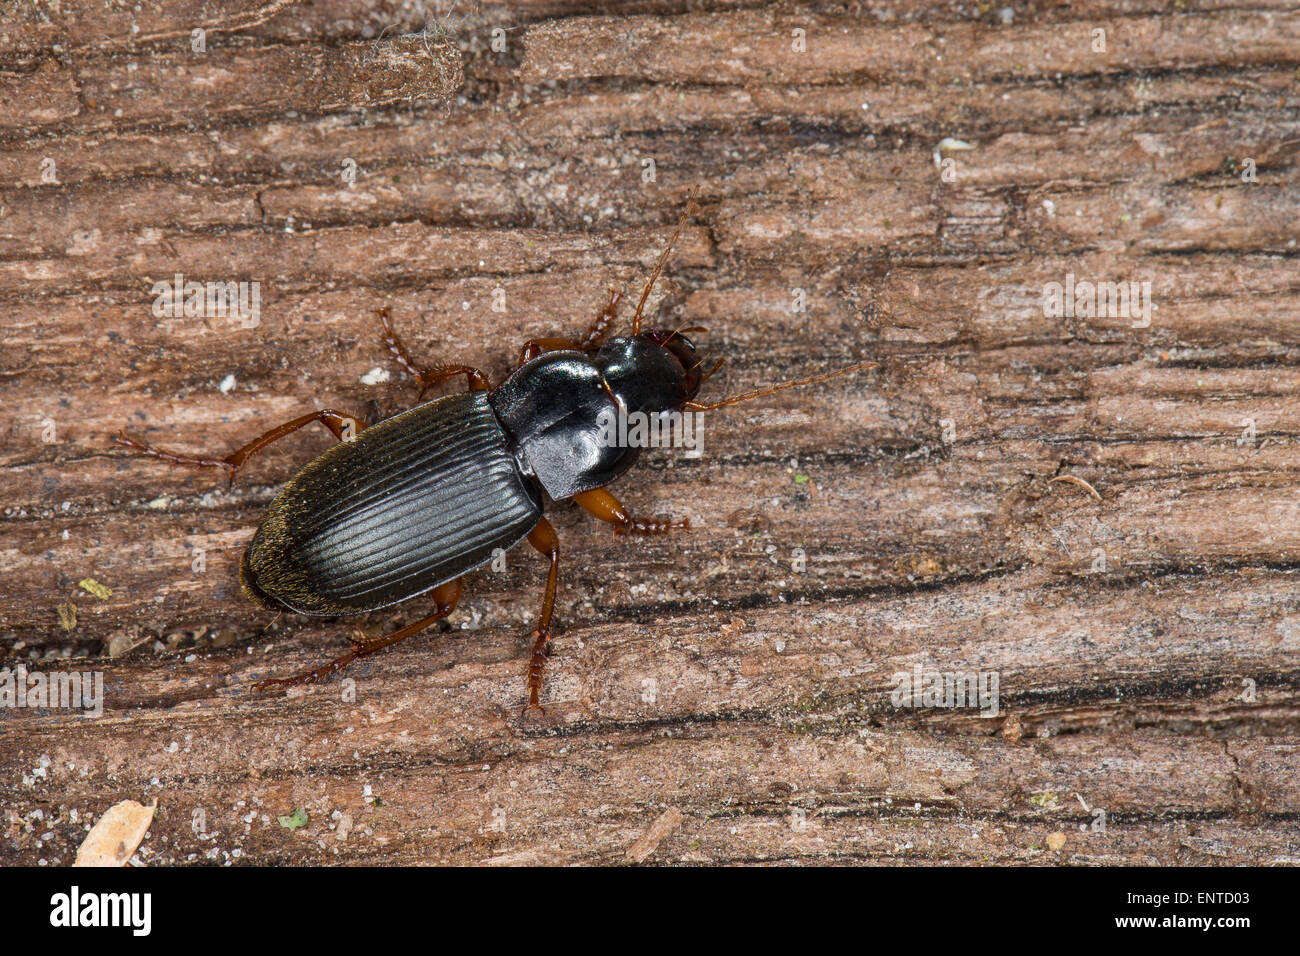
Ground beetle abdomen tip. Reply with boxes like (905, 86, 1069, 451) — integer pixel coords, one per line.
(239, 549, 284, 611)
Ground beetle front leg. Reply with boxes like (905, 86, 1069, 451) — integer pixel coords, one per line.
(573, 487, 690, 536)
(580, 288, 623, 350)
(522, 517, 560, 717)
(512, 288, 624, 368)
(378, 308, 492, 397)
(253, 578, 464, 691)
(116, 409, 365, 490)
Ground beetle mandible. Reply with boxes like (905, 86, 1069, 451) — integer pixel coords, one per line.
(117, 197, 873, 715)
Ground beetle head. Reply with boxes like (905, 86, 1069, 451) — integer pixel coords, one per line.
(643, 328, 705, 401)
(592, 330, 703, 414)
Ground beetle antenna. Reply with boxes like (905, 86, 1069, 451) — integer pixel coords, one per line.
(698, 357, 725, 383)
(683, 361, 877, 411)
(632, 188, 700, 336)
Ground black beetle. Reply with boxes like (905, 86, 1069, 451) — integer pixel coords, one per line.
(117, 198, 872, 714)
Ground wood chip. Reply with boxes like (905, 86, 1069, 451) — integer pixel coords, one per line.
(1047, 474, 1102, 502)
(625, 808, 685, 863)
(74, 799, 158, 867)
(1001, 713, 1023, 743)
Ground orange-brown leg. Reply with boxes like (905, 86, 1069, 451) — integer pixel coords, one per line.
(253, 577, 464, 691)
(378, 308, 492, 398)
(514, 288, 625, 368)
(522, 517, 560, 717)
(116, 409, 365, 490)
(579, 288, 624, 350)
(573, 487, 690, 536)
(515, 336, 580, 367)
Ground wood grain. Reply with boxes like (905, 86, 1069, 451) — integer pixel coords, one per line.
(2, 0, 1299, 866)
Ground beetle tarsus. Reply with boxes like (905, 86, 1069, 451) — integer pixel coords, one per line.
(116, 430, 242, 486)
(512, 288, 624, 371)
(252, 578, 464, 694)
(573, 487, 690, 537)
(613, 515, 690, 536)
(252, 656, 349, 692)
(116, 410, 364, 489)
(523, 627, 553, 718)
(378, 308, 492, 395)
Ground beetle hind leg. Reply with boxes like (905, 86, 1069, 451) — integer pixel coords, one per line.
(521, 518, 560, 718)
(116, 409, 365, 490)
(253, 578, 464, 692)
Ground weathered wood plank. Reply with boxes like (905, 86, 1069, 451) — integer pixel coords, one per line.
(2, 0, 1299, 866)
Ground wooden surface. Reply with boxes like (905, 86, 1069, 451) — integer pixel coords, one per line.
(3, 0, 1300, 866)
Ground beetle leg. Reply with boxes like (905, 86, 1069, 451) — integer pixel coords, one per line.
(253, 578, 464, 691)
(378, 308, 492, 396)
(522, 517, 560, 717)
(578, 287, 623, 350)
(515, 336, 579, 367)
(512, 287, 624, 368)
(116, 409, 365, 490)
(414, 364, 493, 399)
(573, 487, 690, 536)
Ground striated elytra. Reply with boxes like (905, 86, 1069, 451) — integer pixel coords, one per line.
(240, 390, 543, 617)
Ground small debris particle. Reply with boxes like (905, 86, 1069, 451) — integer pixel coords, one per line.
(1047, 474, 1103, 502)
(56, 602, 77, 631)
(74, 799, 157, 867)
(793, 473, 810, 484)
(720, 616, 746, 637)
(218, 374, 237, 394)
(278, 808, 309, 831)
(106, 630, 147, 658)
(932, 137, 976, 167)
(360, 366, 391, 386)
(78, 578, 112, 600)
(334, 812, 354, 842)
(1046, 832, 1067, 851)
(1001, 714, 1022, 743)
(626, 808, 685, 863)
